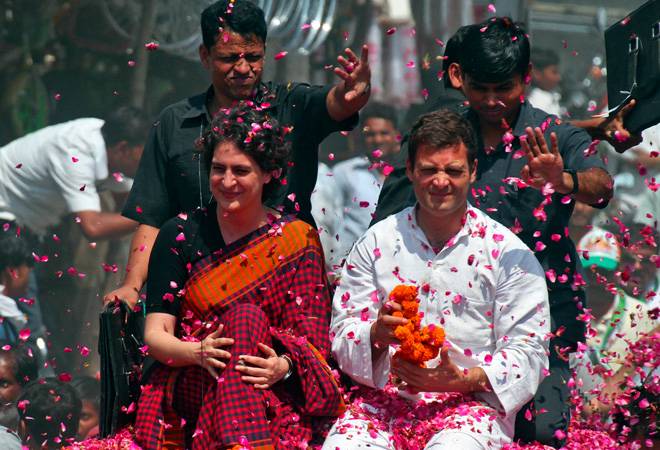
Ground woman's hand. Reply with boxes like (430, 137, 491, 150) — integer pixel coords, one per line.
(235, 343, 291, 389)
(196, 324, 234, 379)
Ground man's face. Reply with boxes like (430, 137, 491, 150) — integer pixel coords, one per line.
(362, 117, 399, 158)
(532, 64, 561, 91)
(460, 71, 526, 129)
(407, 142, 476, 225)
(199, 31, 265, 105)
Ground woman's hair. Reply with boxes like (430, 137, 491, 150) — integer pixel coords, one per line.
(202, 103, 291, 199)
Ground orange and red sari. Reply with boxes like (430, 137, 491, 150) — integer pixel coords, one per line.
(134, 214, 343, 449)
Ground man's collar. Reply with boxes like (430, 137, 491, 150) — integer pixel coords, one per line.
(182, 86, 214, 120)
(408, 203, 476, 251)
(182, 83, 278, 120)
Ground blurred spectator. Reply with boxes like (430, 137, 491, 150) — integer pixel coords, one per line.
(0, 402, 21, 449)
(0, 342, 39, 403)
(528, 48, 562, 116)
(332, 101, 401, 261)
(0, 106, 146, 240)
(573, 226, 657, 417)
(70, 376, 99, 441)
(311, 162, 341, 268)
(0, 226, 30, 341)
(17, 378, 81, 449)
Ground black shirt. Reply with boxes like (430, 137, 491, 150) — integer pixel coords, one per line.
(123, 82, 358, 228)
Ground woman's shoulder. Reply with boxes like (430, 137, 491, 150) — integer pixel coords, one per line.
(277, 215, 322, 248)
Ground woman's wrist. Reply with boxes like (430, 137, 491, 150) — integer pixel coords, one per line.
(279, 354, 294, 381)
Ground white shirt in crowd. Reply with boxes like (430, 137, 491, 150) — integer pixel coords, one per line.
(332, 156, 385, 259)
(0, 119, 131, 235)
(329, 205, 550, 445)
(527, 87, 562, 116)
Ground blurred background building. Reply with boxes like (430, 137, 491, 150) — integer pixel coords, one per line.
(0, 0, 649, 146)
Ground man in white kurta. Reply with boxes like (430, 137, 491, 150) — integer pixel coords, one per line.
(325, 110, 550, 449)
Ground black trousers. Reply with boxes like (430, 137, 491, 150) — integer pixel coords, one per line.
(514, 347, 571, 448)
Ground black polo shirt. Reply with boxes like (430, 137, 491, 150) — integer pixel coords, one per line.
(374, 101, 610, 345)
(123, 82, 357, 228)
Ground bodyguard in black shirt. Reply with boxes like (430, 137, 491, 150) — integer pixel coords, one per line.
(104, 0, 370, 306)
(374, 18, 613, 447)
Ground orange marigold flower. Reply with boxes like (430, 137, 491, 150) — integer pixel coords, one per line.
(390, 284, 445, 367)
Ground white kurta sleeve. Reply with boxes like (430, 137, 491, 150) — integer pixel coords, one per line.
(480, 246, 551, 418)
(330, 231, 392, 389)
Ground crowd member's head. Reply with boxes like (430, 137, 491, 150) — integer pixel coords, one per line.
(17, 379, 81, 449)
(101, 106, 149, 178)
(531, 48, 561, 92)
(70, 377, 100, 441)
(202, 104, 291, 213)
(442, 24, 473, 90)
(618, 223, 659, 298)
(406, 110, 478, 227)
(0, 226, 33, 299)
(447, 17, 530, 129)
(0, 343, 39, 403)
(200, 0, 267, 105)
(359, 102, 400, 161)
(578, 228, 621, 314)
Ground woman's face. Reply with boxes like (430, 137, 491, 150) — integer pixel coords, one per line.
(209, 141, 272, 215)
(77, 400, 99, 440)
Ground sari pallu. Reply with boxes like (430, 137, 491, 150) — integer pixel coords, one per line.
(135, 218, 344, 450)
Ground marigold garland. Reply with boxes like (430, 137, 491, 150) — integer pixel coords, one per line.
(390, 285, 445, 367)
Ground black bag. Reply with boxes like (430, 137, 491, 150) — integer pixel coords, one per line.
(605, 0, 660, 134)
(99, 301, 145, 437)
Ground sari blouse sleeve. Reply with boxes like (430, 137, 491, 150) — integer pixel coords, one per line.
(269, 225, 344, 417)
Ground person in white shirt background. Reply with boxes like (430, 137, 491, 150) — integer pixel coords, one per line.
(527, 48, 563, 117)
(0, 106, 146, 241)
(0, 106, 148, 374)
(324, 109, 550, 450)
(332, 101, 401, 263)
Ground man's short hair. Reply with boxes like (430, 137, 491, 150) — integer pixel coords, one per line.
(442, 24, 473, 89)
(360, 101, 399, 130)
(70, 376, 100, 414)
(408, 110, 477, 169)
(459, 17, 530, 83)
(0, 226, 33, 272)
(100, 106, 149, 148)
(0, 341, 39, 387)
(201, 0, 267, 49)
(531, 48, 560, 70)
(17, 378, 81, 447)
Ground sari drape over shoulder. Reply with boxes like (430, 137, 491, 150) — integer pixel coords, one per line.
(135, 215, 343, 450)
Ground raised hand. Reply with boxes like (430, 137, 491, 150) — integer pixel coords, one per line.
(520, 127, 565, 191)
(333, 45, 371, 102)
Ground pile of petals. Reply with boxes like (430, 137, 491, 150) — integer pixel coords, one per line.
(64, 429, 141, 450)
(390, 285, 445, 366)
(344, 385, 496, 450)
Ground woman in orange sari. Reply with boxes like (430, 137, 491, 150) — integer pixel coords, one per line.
(134, 105, 343, 450)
